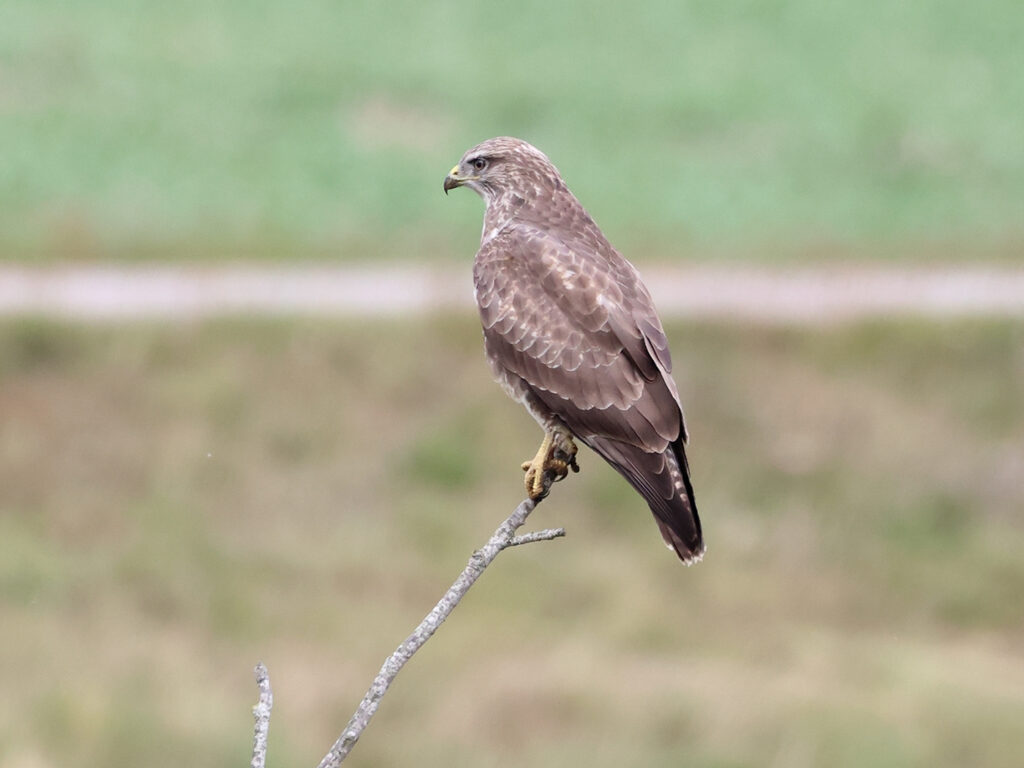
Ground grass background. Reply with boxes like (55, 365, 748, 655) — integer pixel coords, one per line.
(1, 317, 1022, 767)
(3, 2, 1023, 767)
(2, 0, 1023, 263)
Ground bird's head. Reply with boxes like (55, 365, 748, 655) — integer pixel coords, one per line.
(443, 137, 562, 206)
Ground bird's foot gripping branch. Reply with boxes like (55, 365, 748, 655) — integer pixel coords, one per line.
(521, 431, 580, 501)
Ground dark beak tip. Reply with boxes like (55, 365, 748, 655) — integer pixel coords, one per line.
(443, 175, 460, 195)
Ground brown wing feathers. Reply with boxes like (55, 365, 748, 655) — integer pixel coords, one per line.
(476, 226, 704, 563)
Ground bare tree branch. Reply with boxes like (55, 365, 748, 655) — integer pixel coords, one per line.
(315, 495, 562, 768)
(251, 663, 273, 768)
(249, 468, 570, 768)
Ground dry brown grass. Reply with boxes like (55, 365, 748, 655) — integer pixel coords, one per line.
(1, 317, 1022, 767)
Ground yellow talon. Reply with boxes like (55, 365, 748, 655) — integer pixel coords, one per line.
(521, 431, 579, 501)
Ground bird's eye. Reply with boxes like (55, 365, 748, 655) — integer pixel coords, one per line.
(471, 157, 488, 171)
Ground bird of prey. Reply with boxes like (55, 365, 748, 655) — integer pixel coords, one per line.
(444, 137, 704, 564)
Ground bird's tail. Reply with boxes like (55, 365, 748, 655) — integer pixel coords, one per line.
(587, 435, 704, 565)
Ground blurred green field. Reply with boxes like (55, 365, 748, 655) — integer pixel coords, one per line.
(3, 0, 1023, 264)
(1, 316, 1022, 767)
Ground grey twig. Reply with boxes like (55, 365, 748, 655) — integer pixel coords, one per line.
(251, 663, 273, 768)
(248, 470, 569, 768)
(316, 494, 562, 768)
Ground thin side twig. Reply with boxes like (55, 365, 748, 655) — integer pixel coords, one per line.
(251, 663, 273, 768)
(508, 527, 566, 547)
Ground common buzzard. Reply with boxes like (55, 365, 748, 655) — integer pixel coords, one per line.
(444, 137, 704, 564)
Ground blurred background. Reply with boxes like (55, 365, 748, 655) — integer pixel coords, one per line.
(1, 1, 1022, 767)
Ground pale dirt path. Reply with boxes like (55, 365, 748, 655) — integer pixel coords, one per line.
(1, 264, 1023, 323)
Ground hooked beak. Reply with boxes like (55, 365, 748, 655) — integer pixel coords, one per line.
(443, 164, 462, 195)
